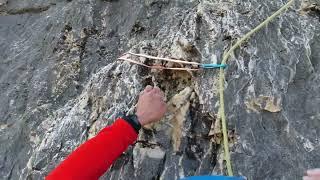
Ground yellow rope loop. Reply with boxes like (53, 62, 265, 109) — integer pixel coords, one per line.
(218, 0, 294, 176)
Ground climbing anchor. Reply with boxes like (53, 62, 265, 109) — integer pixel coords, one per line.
(118, 52, 227, 71)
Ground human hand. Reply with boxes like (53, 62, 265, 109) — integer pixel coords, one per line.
(136, 85, 167, 126)
(304, 169, 320, 180)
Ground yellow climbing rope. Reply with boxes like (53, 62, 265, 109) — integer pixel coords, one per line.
(218, 0, 294, 176)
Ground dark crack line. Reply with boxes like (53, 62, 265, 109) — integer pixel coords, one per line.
(5, 161, 15, 180)
(135, 140, 162, 148)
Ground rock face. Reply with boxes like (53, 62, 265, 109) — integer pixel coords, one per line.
(0, 0, 319, 179)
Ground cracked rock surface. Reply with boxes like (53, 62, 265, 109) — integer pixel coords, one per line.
(0, 0, 320, 179)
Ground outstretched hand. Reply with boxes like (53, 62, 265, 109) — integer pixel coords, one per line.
(304, 169, 320, 180)
(136, 85, 167, 126)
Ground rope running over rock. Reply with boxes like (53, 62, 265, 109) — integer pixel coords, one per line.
(218, 0, 295, 176)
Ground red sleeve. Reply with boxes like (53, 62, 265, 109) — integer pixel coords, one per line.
(46, 118, 138, 180)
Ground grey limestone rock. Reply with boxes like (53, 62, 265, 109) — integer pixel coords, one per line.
(0, 0, 320, 179)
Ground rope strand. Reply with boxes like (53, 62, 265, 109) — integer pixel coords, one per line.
(218, 0, 294, 176)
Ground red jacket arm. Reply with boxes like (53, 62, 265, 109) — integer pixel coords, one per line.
(46, 118, 138, 180)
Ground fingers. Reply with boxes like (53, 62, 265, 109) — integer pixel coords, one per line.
(153, 94, 167, 112)
(144, 85, 153, 93)
(152, 86, 164, 95)
(140, 86, 165, 100)
(303, 176, 319, 180)
(153, 93, 165, 102)
(153, 86, 161, 93)
(304, 169, 320, 180)
(307, 169, 320, 176)
(140, 85, 153, 95)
